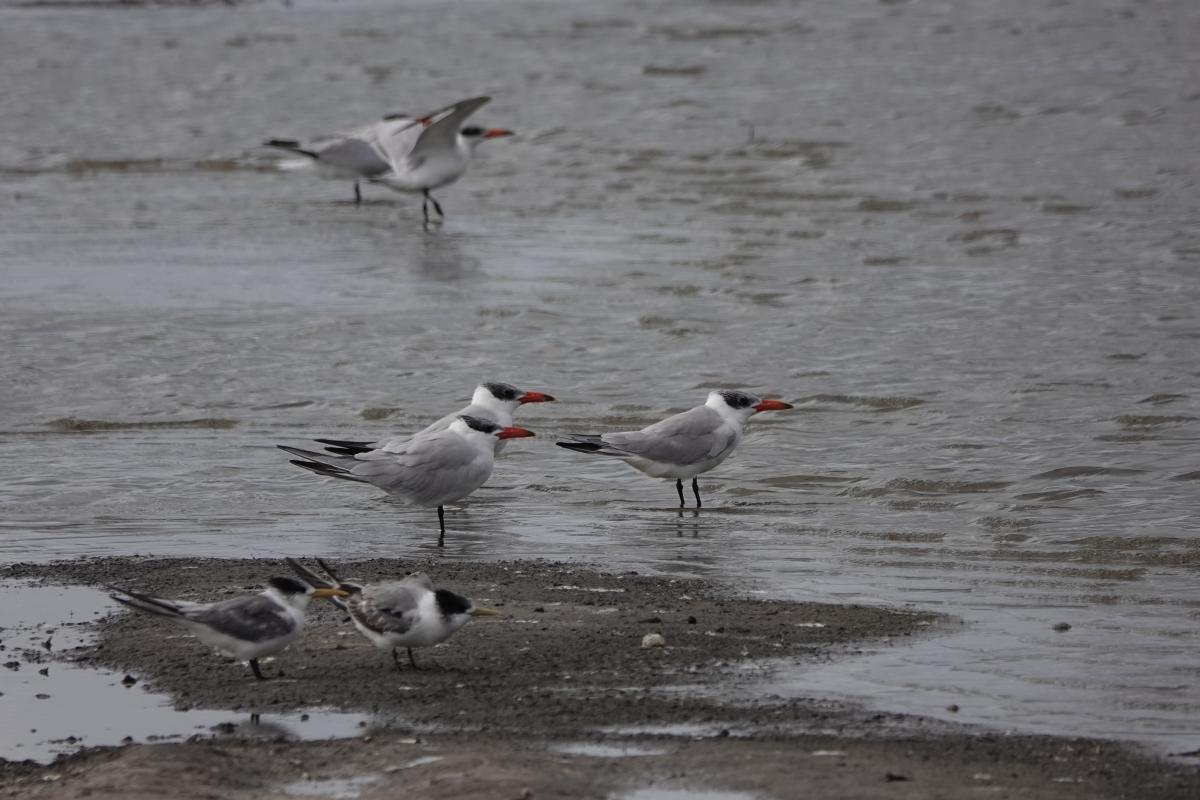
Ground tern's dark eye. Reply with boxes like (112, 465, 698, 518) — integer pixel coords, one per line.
(460, 126, 484, 137)
(484, 381, 520, 401)
(460, 414, 500, 434)
(268, 576, 310, 596)
(718, 390, 755, 409)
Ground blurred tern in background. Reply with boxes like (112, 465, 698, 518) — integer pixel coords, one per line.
(315, 381, 555, 457)
(287, 558, 499, 670)
(279, 415, 536, 546)
(557, 389, 793, 508)
(108, 577, 348, 680)
(265, 96, 513, 223)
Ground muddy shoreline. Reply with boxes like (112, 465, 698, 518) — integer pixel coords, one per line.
(1, 557, 1197, 799)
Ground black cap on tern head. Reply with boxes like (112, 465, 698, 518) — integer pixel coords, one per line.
(434, 588, 472, 618)
(459, 414, 501, 434)
(717, 390, 760, 410)
(268, 576, 311, 596)
(483, 381, 521, 402)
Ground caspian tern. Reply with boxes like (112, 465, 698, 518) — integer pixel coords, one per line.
(265, 96, 513, 222)
(287, 558, 499, 670)
(278, 415, 536, 546)
(314, 381, 555, 457)
(556, 390, 793, 508)
(108, 577, 348, 680)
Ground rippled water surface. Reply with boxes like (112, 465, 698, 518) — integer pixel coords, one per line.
(2, 0, 1198, 754)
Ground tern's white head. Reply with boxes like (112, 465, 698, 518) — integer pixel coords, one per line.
(453, 414, 537, 444)
(458, 125, 514, 152)
(706, 390, 794, 423)
(472, 381, 557, 417)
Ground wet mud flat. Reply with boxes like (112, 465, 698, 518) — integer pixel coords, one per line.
(2, 558, 1197, 799)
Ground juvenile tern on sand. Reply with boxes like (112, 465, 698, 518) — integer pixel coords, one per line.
(279, 415, 536, 546)
(287, 558, 499, 670)
(265, 96, 513, 222)
(557, 389, 793, 508)
(108, 577, 348, 680)
(315, 381, 555, 457)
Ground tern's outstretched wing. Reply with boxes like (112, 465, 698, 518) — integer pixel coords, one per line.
(400, 96, 491, 168)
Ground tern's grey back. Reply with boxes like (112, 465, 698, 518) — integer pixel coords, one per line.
(187, 594, 295, 642)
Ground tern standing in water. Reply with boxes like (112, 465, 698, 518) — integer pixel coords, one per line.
(108, 577, 348, 680)
(287, 559, 499, 670)
(279, 415, 536, 546)
(557, 389, 794, 508)
(265, 96, 513, 223)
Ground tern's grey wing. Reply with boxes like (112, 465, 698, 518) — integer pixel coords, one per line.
(371, 116, 427, 172)
(354, 582, 423, 635)
(348, 431, 493, 504)
(406, 96, 491, 165)
(314, 136, 392, 177)
(606, 407, 735, 465)
(186, 594, 294, 641)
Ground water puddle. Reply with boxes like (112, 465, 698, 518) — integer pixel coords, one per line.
(0, 582, 368, 763)
(617, 790, 757, 800)
(283, 775, 381, 799)
(552, 742, 668, 758)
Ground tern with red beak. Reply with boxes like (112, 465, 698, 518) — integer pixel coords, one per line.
(556, 390, 793, 508)
(265, 96, 513, 221)
(108, 577, 348, 680)
(279, 415, 536, 546)
(315, 381, 555, 458)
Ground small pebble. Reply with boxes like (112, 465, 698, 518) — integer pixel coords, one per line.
(946, 704, 960, 713)
(641, 633, 666, 649)
(1052, 622, 1071, 632)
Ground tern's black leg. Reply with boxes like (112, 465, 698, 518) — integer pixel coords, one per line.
(392, 648, 404, 671)
(408, 647, 420, 669)
(353, 181, 362, 205)
(422, 191, 430, 226)
(676, 478, 685, 508)
(430, 195, 444, 218)
(249, 659, 267, 681)
(692, 477, 702, 509)
(437, 505, 446, 548)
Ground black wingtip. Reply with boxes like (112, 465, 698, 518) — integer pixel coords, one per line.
(314, 438, 374, 456)
(556, 441, 603, 453)
(263, 139, 319, 158)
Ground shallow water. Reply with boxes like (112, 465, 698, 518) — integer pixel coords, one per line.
(1, 0, 1198, 756)
(0, 583, 370, 762)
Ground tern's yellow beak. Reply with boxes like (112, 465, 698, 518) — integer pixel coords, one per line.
(469, 606, 501, 617)
(312, 588, 351, 599)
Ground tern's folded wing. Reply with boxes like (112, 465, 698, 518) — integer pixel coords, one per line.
(605, 407, 736, 465)
(355, 582, 423, 635)
(313, 136, 393, 177)
(186, 595, 295, 641)
(348, 431, 492, 503)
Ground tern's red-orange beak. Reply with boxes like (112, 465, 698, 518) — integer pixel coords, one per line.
(483, 128, 514, 139)
(518, 390, 556, 404)
(496, 426, 536, 439)
(753, 399, 794, 413)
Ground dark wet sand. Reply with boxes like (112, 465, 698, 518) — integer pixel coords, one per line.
(1, 558, 1196, 799)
